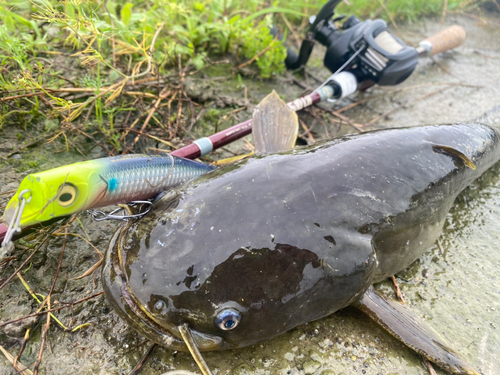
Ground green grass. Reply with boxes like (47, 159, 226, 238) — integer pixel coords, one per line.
(0, 0, 483, 151)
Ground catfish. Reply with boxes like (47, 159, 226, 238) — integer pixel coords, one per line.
(103, 94, 500, 374)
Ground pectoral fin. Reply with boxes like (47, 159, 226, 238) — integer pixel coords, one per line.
(355, 286, 479, 375)
(253, 90, 298, 154)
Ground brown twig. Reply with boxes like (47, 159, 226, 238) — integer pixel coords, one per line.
(84, 101, 96, 123)
(242, 138, 255, 152)
(188, 105, 206, 133)
(32, 295, 51, 375)
(165, 90, 178, 137)
(145, 147, 170, 153)
(219, 107, 247, 124)
(125, 129, 178, 150)
(176, 93, 183, 135)
(0, 76, 165, 99)
(38, 93, 56, 111)
(39, 229, 68, 312)
(376, 0, 400, 36)
(0, 92, 43, 102)
(0, 189, 17, 196)
(391, 275, 405, 304)
(0, 345, 32, 375)
(10, 229, 71, 368)
(128, 343, 157, 375)
(237, 34, 279, 70)
(299, 119, 316, 144)
(157, 97, 201, 107)
(423, 358, 438, 375)
(130, 87, 172, 150)
(66, 123, 111, 156)
(280, 13, 301, 50)
(372, 0, 389, 19)
(120, 116, 143, 146)
(493, 0, 500, 12)
(0, 256, 15, 267)
(297, 12, 310, 34)
(0, 232, 53, 292)
(317, 105, 364, 132)
(285, 71, 311, 91)
(49, 232, 103, 280)
(14, 329, 31, 371)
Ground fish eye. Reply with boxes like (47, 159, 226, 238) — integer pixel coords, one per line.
(215, 309, 241, 331)
(154, 300, 166, 311)
(57, 184, 77, 207)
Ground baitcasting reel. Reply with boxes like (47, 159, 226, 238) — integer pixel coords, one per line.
(285, 0, 418, 97)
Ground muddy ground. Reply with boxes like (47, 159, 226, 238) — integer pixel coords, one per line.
(1, 11, 500, 375)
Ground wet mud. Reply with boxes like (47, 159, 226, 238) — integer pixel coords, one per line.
(1, 12, 500, 375)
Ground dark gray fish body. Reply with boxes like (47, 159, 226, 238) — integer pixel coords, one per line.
(103, 122, 500, 373)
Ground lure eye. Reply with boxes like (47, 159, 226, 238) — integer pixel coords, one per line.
(215, 309, 241, 331)
(57, 184, 77, 207)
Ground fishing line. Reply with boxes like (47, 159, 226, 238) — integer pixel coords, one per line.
(315, 46, 364, 93)
(144, 153, 176, 189)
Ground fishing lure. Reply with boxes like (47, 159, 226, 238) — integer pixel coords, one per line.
(3, 153, 215, 232)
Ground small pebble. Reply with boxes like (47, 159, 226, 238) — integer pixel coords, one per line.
(303, 360, 321, 374)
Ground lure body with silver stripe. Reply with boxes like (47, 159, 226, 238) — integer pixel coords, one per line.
(3, 154, 215, 228)
(94, 154, 214, 206)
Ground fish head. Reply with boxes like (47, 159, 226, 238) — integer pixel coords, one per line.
(102, 213, 226, 352)
(102, 187, 378, 352)
(4, 163, 102, 227)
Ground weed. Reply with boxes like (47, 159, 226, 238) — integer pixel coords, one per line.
(0, 0, 484, 151)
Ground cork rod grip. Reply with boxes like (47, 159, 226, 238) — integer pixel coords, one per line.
(425, 25, 466, 56)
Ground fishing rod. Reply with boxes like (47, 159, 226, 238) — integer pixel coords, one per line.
(171, 15, 466, 159)
(0, 4, 466, 245)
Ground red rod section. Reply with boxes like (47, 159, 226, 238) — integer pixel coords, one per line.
(171, 91, 323, 159)
(0, 224, 7, 243)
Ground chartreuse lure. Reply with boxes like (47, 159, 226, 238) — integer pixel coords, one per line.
(3, 154, 215, 230)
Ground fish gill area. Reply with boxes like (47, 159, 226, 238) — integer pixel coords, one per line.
(1, 11, 500, 375)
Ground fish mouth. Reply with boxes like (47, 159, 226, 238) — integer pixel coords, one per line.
(102, 226, 224, 352)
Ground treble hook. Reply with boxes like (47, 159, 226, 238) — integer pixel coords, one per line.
(88, 200, 153, 222)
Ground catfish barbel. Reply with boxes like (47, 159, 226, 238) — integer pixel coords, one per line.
(3, 154, 215, 229)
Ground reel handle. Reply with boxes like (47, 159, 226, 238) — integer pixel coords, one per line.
(418, 25, 466, 57)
